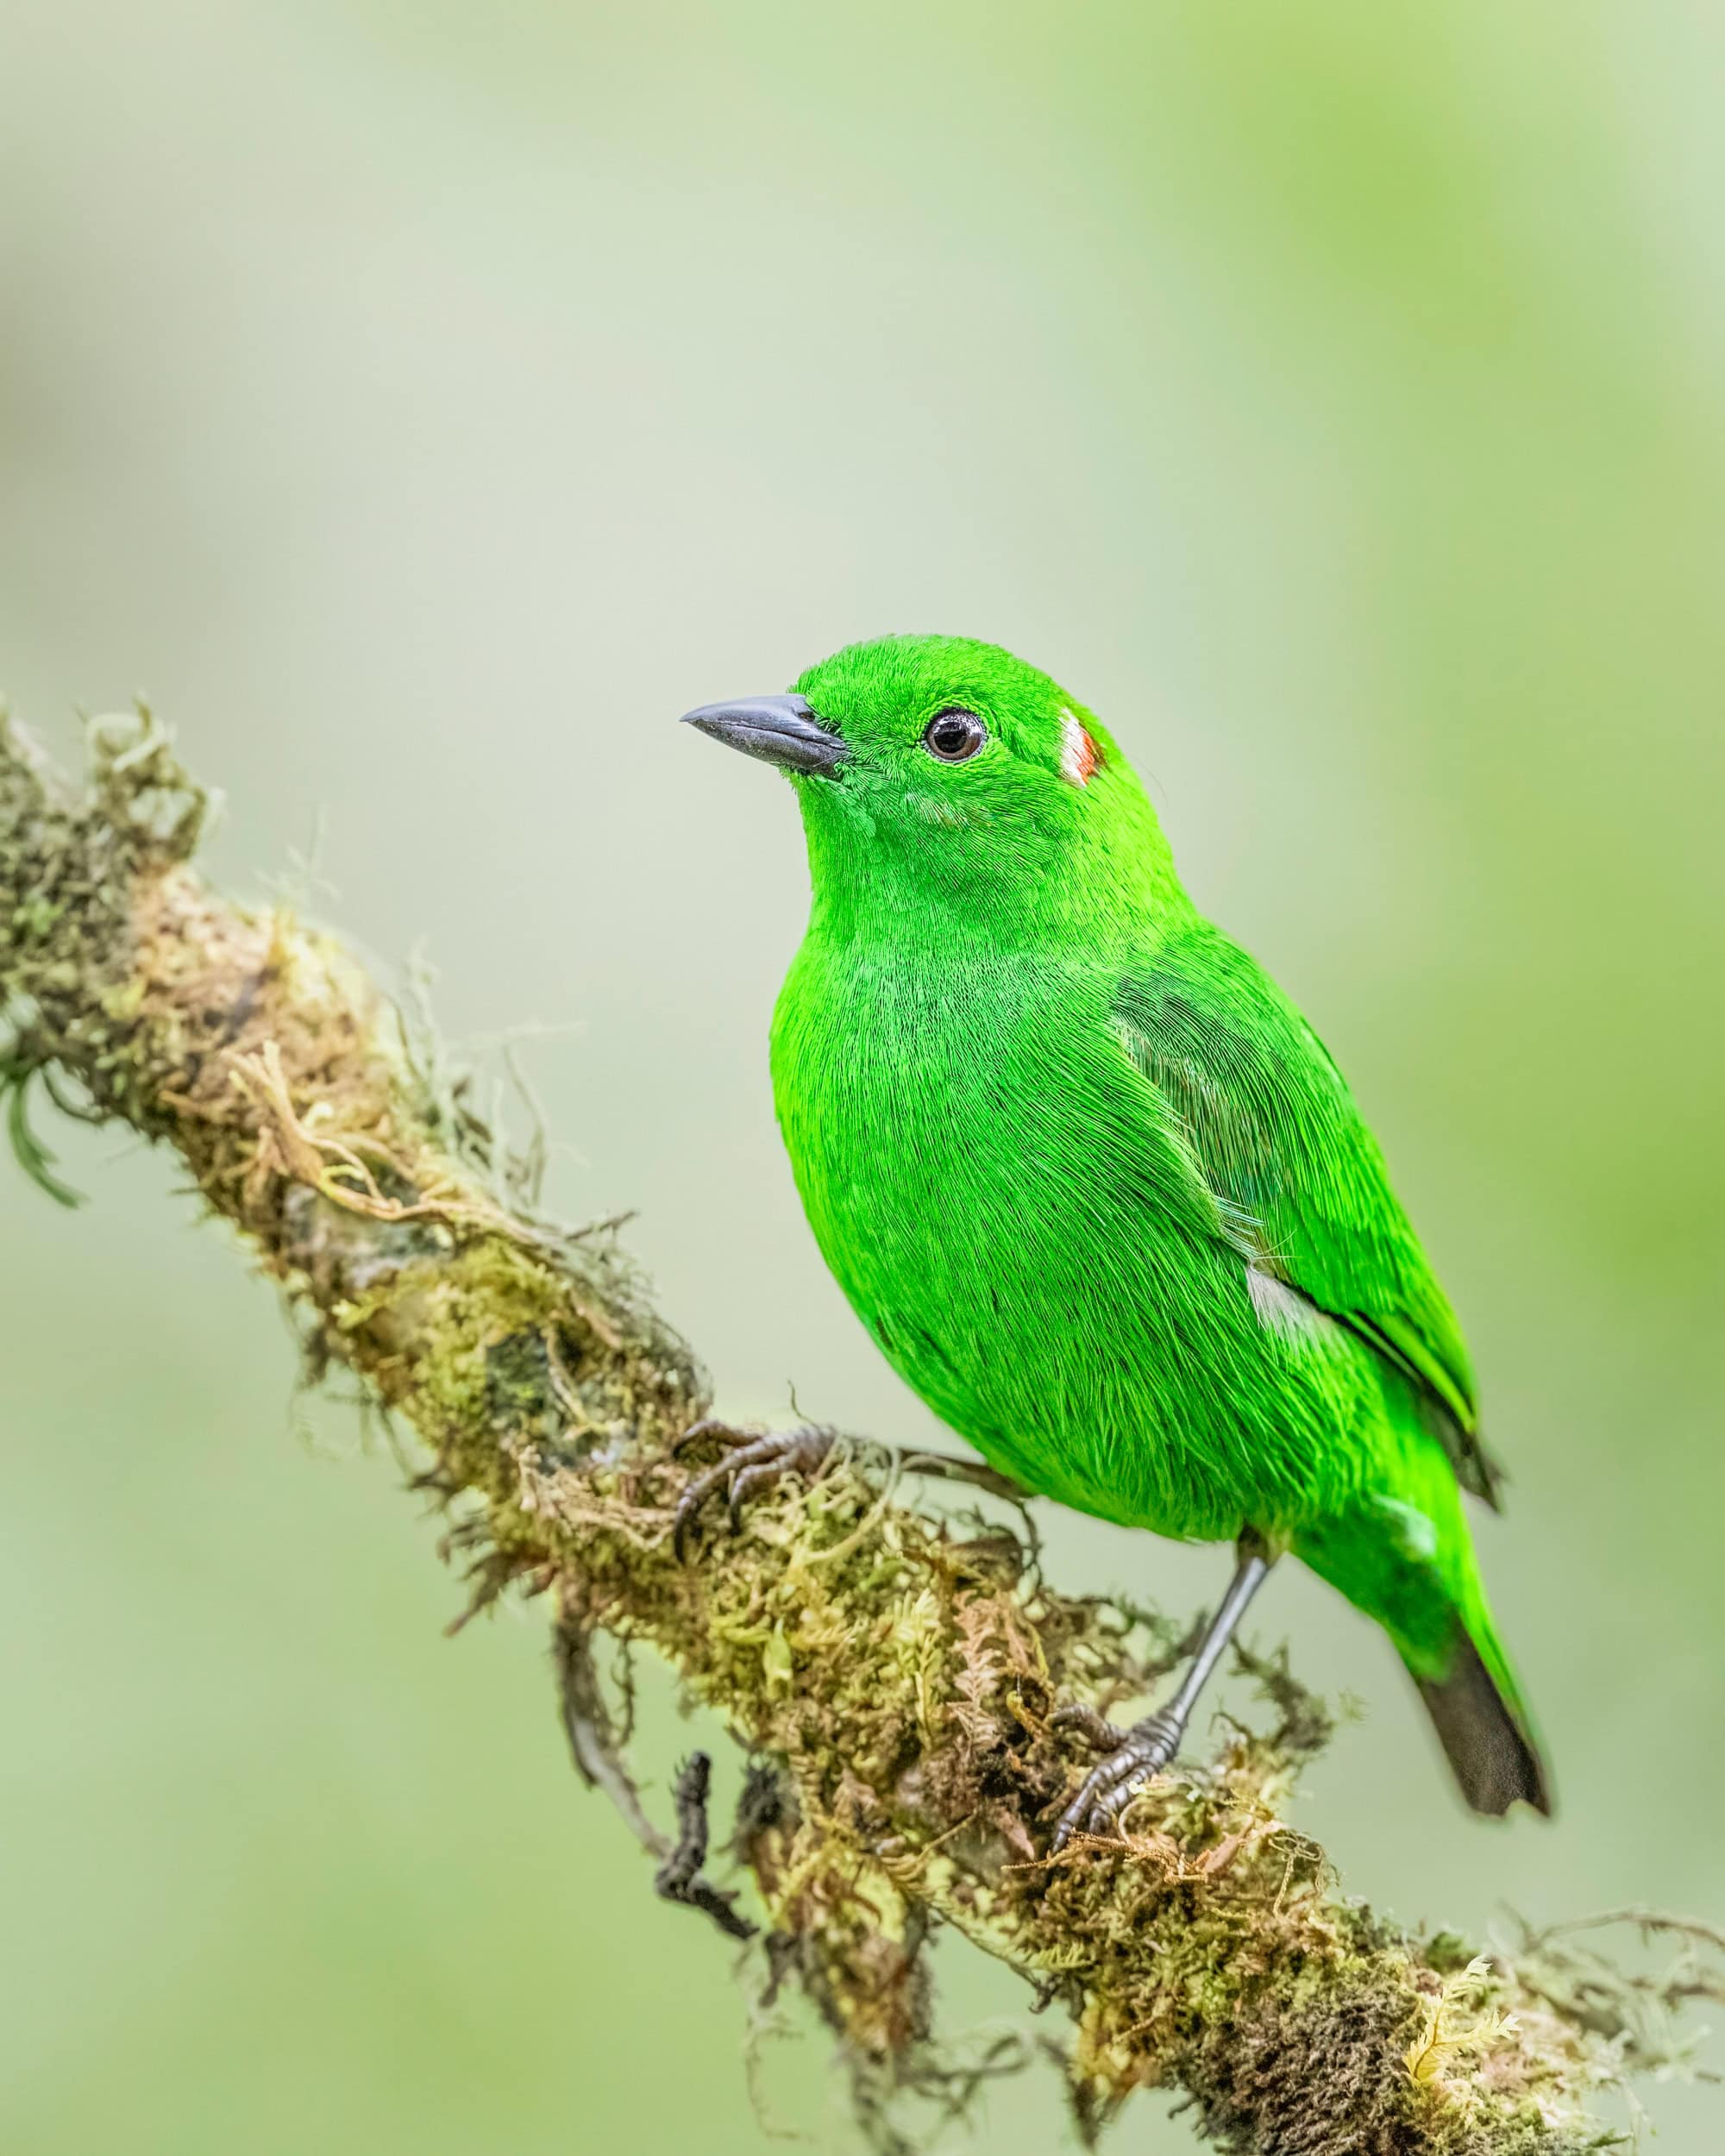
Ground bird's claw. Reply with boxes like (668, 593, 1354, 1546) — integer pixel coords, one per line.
(1050, 1704, 1186, 1850)
(671, 1420, 837, 1562)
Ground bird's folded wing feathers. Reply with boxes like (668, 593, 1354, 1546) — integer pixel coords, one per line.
(1113, 924, 1502, 1507)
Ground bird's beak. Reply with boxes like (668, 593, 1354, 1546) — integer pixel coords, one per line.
(680, 693, 845, 776)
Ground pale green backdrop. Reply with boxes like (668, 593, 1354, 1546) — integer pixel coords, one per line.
(3, 3, 1722, 2150)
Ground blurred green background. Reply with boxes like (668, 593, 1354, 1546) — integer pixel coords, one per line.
(3, 2, 1722, 2149)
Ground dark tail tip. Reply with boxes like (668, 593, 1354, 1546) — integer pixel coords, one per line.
(1416, 1635, 1553, 1818)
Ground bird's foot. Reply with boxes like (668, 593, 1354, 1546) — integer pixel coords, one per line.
(1049, 1702, 1187, 1850)
(671, 1418, 837, 1561)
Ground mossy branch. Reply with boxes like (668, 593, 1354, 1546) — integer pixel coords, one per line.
(1, 706, 1714, 2154)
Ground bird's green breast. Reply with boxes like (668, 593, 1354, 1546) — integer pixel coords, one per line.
(769, 932, 1372, 1542)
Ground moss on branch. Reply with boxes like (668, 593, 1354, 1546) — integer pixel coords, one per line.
(0, 705, 1714, 2153)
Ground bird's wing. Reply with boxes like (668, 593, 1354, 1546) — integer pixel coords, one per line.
(1114, 923, 1502, 1506)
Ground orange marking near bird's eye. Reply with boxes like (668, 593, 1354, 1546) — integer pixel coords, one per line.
(1059, 710, 1101, 786)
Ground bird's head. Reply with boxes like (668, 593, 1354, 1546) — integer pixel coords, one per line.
(681, 633, 1180, 946)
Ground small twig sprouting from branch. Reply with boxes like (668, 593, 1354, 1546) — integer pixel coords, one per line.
(656, 1752, 756, 1943)
(554, 1614, 668, 1859)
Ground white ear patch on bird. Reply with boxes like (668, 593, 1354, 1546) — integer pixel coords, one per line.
(1059, 709, 1101, 786)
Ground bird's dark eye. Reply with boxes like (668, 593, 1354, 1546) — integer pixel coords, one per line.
(922, 707, 988, 762)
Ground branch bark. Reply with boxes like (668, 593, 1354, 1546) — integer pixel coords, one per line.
(0, 708, 1707, 2153)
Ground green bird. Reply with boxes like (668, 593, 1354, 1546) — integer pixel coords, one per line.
(681, 633, 1551, 1839)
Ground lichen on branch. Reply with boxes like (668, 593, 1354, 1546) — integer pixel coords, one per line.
(1, 705, 1716, 2155)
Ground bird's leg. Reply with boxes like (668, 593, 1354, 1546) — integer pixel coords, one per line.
(898, 1451, 1033, 1505)
(1050, 1536, 1273, 1850)
(671, 1419, 1032, 1561)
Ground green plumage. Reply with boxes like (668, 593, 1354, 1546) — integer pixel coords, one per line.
(737, 633, 1547, 1815)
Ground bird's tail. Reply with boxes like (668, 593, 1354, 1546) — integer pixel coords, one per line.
(1413, 1605, 1552, 1818)
(1295, 1483, 1552, 1818)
